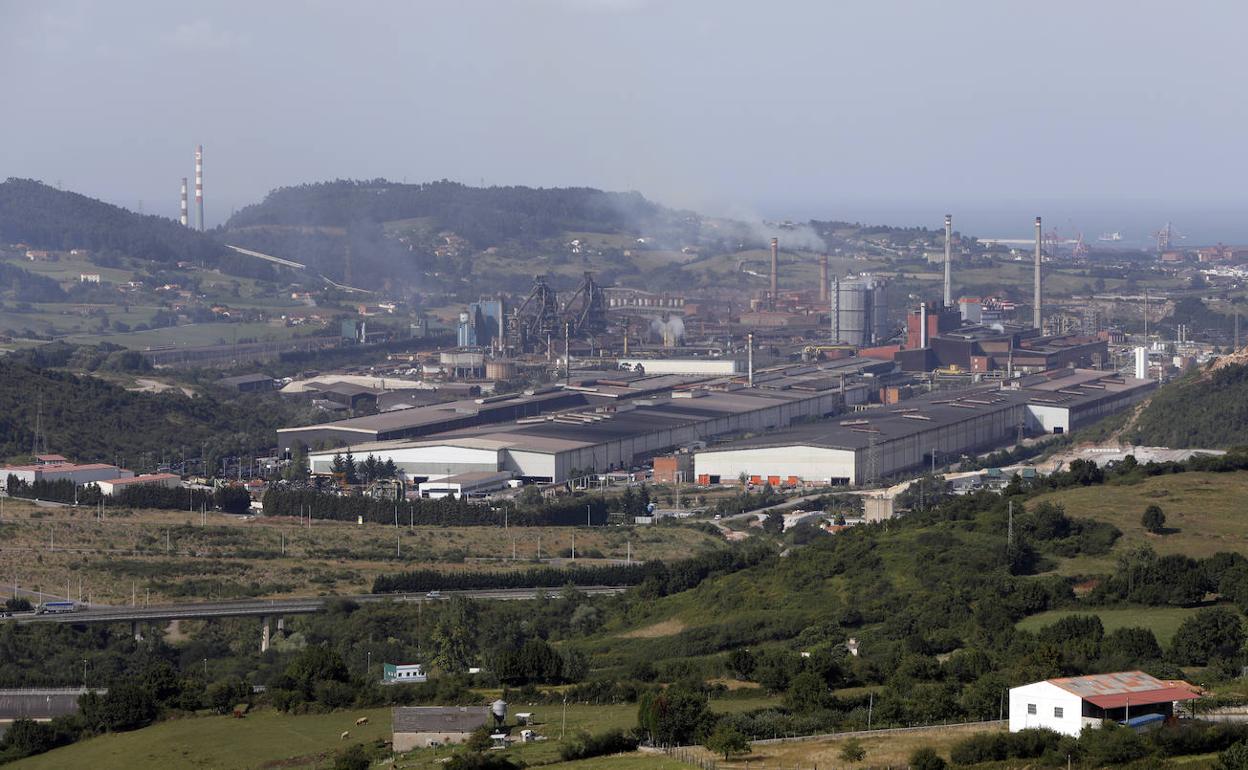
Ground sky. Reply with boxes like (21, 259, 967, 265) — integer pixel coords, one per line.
(3, 0, 1246, 241)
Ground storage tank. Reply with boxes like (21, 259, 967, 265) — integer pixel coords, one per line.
(485, 359, 518, 380)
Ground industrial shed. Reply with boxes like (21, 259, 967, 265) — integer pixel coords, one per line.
(307, 380, 869, 484)
(693, 370, 1154, 486)
(1009, 671, 1199, 736)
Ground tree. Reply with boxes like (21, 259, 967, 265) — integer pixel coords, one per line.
(909, 747, 947, 770)
(726, 648, 756, 680)
(1217, 740, 1248, 770)
(638, 685, 710, 745)
(333, 743, 371, 770)
(1142, 504, 1167, 534)
(465, 726, 493, 752)
(762, 511, 784, 535)
(78, 682, 158, 732)
(0, 719, 60, 759)
(1171, 607, 1246, 665)
(839, 737, 867, 762)
(5, 596, 32, 612)
(283, 645, 350, 698)
(214, 485, 252, 514)
(343, 451, 359, 484)
(704, 722, 751, 760)
(430, 597, 478, 673)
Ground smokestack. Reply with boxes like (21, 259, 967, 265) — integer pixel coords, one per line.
(195, 145, 204, 232)
(943, 214, 953, 307)
(819, 254, 829, 304)
(179, 178, 188, 227)
(919, 302, 928, 348)
(747, 332, 754, 387)
(1033, 216, 1042, 329)
(769, 237, 779, 310)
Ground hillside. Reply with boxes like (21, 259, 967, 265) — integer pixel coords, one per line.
(0, 355, 313, 466)
(0, 179, 224, 268)
(1131, 361, 1248, 448)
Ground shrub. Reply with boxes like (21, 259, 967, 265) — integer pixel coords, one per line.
(839, 737, 867, 762)
(910, 746, 947, 770)
(559, 728, 639, 761)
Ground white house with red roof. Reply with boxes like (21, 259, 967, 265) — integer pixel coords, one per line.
(1009, 671, 1201, 736)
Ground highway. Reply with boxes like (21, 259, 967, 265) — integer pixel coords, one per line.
(3, 586, 630, 625)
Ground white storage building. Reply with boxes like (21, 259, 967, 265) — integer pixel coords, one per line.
(1008, 671, 1199, 737)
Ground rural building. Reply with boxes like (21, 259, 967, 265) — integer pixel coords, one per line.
(381, 663, 427, 684)
(1008, 671, 1200, 736)
(392, 706, 489, 751)
(219, 373, 278, 393)
(693, 370, 1153, 487)
(93, 473, 181, 496)
(652, 453, 693, 484)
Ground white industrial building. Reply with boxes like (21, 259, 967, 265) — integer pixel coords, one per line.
(93, 473, 181, 496)
(2, 462, 131, 486)
(1009, 672, 1199, 736)
(308, 373, 870, 484)
(694, 370, 1154, 486)
(615, 358, 741, 376)
(417, 471, 515, 499)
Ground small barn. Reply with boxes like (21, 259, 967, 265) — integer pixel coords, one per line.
(1009, 671, 1200, 737)
(392, 706, 489, 751)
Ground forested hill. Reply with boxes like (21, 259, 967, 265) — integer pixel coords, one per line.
(0, 355, 303, 466)
(225, 179, 665, 246)
(1131, 361, 1248, 448)
(0, 178, 223, 266)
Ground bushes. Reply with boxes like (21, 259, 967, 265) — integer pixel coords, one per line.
(950, 729, 1062, 764)
(559, 728, 639, 761)
(262, 486, 610, 527)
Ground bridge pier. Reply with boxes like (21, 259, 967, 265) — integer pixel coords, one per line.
(276, 617, 284, 632)
(260, 616, 270, 654)
(131, 621, 142, 642)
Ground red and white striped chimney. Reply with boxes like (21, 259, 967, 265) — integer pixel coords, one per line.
(194, 145, 204, 231)
(179, 177, 188, 227)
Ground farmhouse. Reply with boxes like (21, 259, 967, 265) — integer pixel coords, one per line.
(1008, 671, 1200, 736)
(392, 706, 489, 751)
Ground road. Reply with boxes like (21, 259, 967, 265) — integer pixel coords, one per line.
(3, 586, 630, 625)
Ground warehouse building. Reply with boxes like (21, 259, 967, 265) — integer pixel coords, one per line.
(2, 462, 131, 486)
(693, 370, 1153, 486)
(307, 378, 870, 484)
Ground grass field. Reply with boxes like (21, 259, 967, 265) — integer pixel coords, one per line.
(67, 320, 310, 350)
(0, 498, 722, 604)
(1016, 606, 1207, 645)
(12, 698, 787, 769)
(686, 721, 1004, 769)
(11, 706, 394, 770)
(1030, 471, 1248, 569)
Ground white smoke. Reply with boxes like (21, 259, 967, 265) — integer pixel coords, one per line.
(649, 315, 685, 344)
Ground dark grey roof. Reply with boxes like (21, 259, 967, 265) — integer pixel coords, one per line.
(393, 706, 489, 733)
(220, 373, 274, 387)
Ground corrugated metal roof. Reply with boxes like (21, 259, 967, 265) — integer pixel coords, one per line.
(1048, 671, 1200, 707)
(392, 706, 489, 733)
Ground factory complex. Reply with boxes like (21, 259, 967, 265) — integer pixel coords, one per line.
(303, 363, 874, 488)
(693, 369, 1154, 486)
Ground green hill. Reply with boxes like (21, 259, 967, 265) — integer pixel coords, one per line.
(1131, 361, 1248, 448)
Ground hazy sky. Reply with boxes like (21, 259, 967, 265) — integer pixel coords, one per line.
(3, 1, 1245, 238)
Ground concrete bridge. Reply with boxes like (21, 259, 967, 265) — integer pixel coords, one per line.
(3, 587, 628, 652)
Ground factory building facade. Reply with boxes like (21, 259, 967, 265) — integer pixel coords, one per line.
(306, 377, 871, 484)
(693, 370, 1154, 486)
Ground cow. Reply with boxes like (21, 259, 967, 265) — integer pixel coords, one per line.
(340, 730, 350, 741)
(355, 717, 369, 726)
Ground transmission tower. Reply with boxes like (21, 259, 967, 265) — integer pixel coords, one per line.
(31, 395, 47, 456)
(865, 431, 881, 485)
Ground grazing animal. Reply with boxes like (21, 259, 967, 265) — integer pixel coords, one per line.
(355, 717, 369, 726)
(340, 730, 350, 741)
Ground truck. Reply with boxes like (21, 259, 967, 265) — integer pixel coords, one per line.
(36, 601, 77, 615)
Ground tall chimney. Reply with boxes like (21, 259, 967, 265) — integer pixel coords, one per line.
(179, 177, 188, 227)
(819, 254, 829, 304)
(195, 145, 204, 231)
(919, 302, 928, 348)
(769, 238, 779, 310)
(1033, 216, 1042, 329)
(747, 332, 754, 387)
(943, 214, 953, 307)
